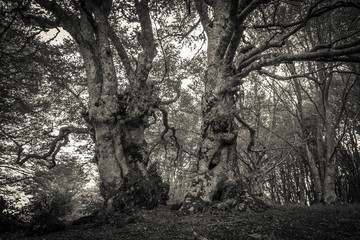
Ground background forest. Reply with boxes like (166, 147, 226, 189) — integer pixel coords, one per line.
(0, 0, 360, 237)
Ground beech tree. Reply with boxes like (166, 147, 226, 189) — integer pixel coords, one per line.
(2, 0, 198, 213)
(171, 0, 360, 208)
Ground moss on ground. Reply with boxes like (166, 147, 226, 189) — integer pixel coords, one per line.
(3, 204, 360, 240)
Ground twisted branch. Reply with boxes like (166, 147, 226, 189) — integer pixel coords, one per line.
(17, 127, 89, 168)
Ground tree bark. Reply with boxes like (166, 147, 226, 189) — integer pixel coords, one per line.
(32, 0, 162, 212)
(293, 78, 323, 203)
(304, 144, 323, 203)
(169, 0, 247, 210)
(322, 112, 338, 203)
(68, 5, 126, 208)
(298, 158, 307, 205)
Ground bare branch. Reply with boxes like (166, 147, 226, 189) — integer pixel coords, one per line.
(157, 107, 181, 162)
(309, 31, 360, 52)
(105, 19, 135, 80)
(134, 0, 157, 83)
(234, 113, 255, 152)
(258, 69, 318, 82)
(232, 43, 360, 88)
(17, 127, 89, 167)
(158, 107, 177, 141)
(224, 25, 244, 64)
(194, 0, 212, 33)
(237, 0, 270, 24)
(236, 0, 360, 76)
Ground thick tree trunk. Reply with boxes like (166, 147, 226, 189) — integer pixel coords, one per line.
(168, 65, 243, 210)
(56, 1, 163, 213)
(194, 62, 240, 199)
(168, 61, 270, 213)
(170, 93, 240, 206)
(170, 0, 270, 213)
(94, 123, 127, 204)
(72, 9, 126, 209)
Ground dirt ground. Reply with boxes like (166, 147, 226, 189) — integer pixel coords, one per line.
(2, 204, 360, 240)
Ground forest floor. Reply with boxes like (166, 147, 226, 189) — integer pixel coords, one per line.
(2, 204, 360, 240)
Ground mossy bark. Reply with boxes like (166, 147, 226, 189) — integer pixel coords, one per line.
(169, 1, 246, 211)
(47, 0, 162, 213)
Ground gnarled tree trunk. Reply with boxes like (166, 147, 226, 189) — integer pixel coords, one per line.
(33, 0, 163, 213)
(169, 0, 260, 212)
